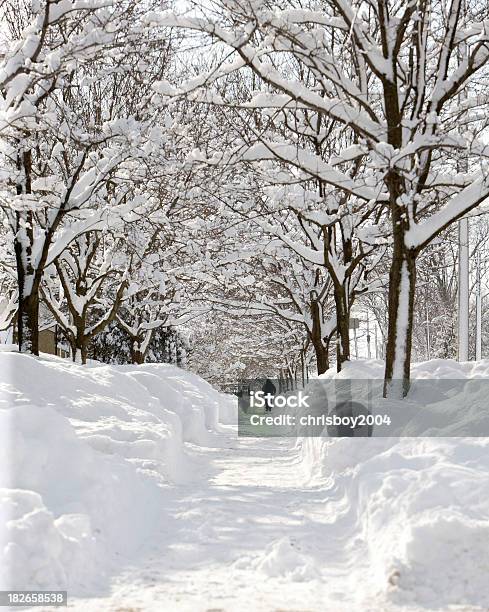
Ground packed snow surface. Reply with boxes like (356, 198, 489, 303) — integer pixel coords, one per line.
(1, 352, 488, 611)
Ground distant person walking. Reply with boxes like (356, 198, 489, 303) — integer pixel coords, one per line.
(262, 378, 276, 412)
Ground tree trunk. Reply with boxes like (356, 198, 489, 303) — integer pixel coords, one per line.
(132, 350, 144, 364)
(310, 297, 330, 374)
(71, 318, 88, 365)
(312, 338, 329, 375)
(14, 150, 39, 355)
(130, 338, 145, 364)
(17, 291, 39, 354)
(334, 285, 350, 372)
(72, 338, 88, 365)
(381, 73, 414, 396)
(384, 235, 417, 397)
(14, 213, 39, 355)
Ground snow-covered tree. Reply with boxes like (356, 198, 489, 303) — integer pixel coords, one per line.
(0, 227, 17, 333)
(0, 0, 170, 354)
(117, 250, 178, 365)
(188, 311, 308, 387)
(41, 231, 127, 363)
(154, 0, 489, 394)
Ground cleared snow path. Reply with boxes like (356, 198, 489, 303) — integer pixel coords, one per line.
(4, 356, 487, 611)
(61, 428, 471, 612)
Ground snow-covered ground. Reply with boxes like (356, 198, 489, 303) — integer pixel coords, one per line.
(1, 351, 488, 611)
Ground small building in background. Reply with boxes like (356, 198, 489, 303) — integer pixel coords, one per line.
(38, 324, 70, 358)
(4, 303, 70, 358)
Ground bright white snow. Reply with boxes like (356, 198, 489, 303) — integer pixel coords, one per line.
(1, 351, 489, 611)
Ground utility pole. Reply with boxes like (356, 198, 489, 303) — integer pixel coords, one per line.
(425, 286, 431, 361)
(366, 312, 371, 359)
(458, 217, 470, 361)
(476, 252, 482, 361)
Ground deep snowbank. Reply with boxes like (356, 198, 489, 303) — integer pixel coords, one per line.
(299, 359, 489, 609)
(0, 351, 236, 594)
(2, 352, 488, 610)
